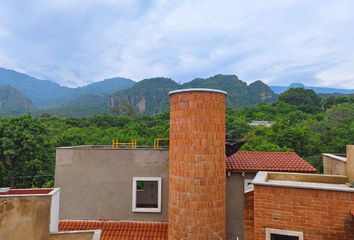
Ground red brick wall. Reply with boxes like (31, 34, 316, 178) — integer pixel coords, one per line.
(169, 90, 226, 240)
(253, 185, 354, 240)
(244, 191, 254, 240)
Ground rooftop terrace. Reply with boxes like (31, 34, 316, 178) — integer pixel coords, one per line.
(253, 171, 354, 192)
(56, 145, 169, 150)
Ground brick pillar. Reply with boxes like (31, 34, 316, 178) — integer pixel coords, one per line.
(168, 89, 227, 240)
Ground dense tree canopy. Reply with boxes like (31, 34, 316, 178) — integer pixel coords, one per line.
(278, 88, 322, 114)
(0, 115, 52, 187)
(0, 92, 353, 188)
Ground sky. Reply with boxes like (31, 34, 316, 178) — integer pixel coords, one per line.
(0, 0, 353, 88)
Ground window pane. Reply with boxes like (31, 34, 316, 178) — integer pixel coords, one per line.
(271, 234, 299, 240)
(136, 180, 158, 208)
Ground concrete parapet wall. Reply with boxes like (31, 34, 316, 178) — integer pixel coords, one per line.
(323, 153, 347, 176)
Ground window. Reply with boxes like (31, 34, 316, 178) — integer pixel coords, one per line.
(132, 177, 161, 213)
(266, 228, 303, 240)
(244, 178, 254, 193)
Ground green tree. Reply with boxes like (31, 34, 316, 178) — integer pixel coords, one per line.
(271, 121, 321, 156)
(323, 94, 354, 110)
(241, 126, 293, 152)
(0, 114, 53, 188)
(278, 88, 322, 114)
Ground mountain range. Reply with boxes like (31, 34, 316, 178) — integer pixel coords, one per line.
(0, 67, 352, 117)
(0, 68, 278, 116)
(108, 75, 276, 115)
(271, 83, 354, 94)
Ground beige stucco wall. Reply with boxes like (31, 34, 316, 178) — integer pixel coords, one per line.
(0, 196, 51, 240)
(55, 147, 169, 221)
(323, 145, 354, 184)
(347, 145, 354, 183)
(323, 154, 347, 175)
(0, 191, 98, 240)
(226, 172, 256, 240)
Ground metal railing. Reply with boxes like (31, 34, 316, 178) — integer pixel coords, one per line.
(153, 138, 169, 149)
(112, 139, 137, 149)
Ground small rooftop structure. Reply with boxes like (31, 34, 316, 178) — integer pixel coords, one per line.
(323, 145, 354, 184)
(246, 171, 354, 240)
(0, 188, 101, 240)
(248, 120, 274, 127)
(226, 151, 318, 173)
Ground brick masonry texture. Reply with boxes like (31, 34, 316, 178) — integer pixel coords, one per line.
(169, 91, 226, 240)
(244, 191, 254, 240)
(252, 185, 354, 240)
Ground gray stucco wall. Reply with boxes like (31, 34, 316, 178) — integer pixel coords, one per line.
(226, 172, 256, 240)
(54, 147, 169, 221)
(55, 146, 253, 239)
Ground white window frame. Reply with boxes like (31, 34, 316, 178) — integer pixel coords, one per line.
(132, 177, 162, 213)
(266, 228, 303, 240)
(244, 178, 254, 193)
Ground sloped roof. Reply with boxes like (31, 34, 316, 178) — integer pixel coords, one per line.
(226, 151, 318, 172)
(59, 220, 168, 240)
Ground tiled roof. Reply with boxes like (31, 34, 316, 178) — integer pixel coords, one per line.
(351, 211, 354, 217)
(226, 151, 318, 172)
(59, 220, 168, 240)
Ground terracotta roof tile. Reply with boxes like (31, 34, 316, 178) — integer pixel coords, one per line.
(226, 151, 318, 172)
(59, 220, 168, 240)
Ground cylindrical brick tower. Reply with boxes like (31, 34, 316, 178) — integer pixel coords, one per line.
(168, 88, 227, 240)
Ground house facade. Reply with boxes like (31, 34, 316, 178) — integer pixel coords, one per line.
(244, 145, 354, 240)
(55, 147, 169, 222)
(226, 151, 317, 239)
(54, 88, 318, 240)
(1, 87, 352, 240)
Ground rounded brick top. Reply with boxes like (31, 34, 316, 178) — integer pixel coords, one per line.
(169, 88, 227, 96)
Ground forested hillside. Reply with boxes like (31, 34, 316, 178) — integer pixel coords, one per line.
(0, 68, 277, 116)
(0, 67, 134, 109)
(108, 75, 277, 115)
(0, 85, 33, 115)
(0, 88, 353, 189)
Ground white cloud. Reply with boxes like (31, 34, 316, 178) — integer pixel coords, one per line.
(0, 0, 353, 88)
(316, 61, 354, 88)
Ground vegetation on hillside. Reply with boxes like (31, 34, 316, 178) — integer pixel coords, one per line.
(109, 75, 277, 115)
(0, 67, 134, 109)
(0, 85, 33, 115)
(0, 88, 353, 188)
